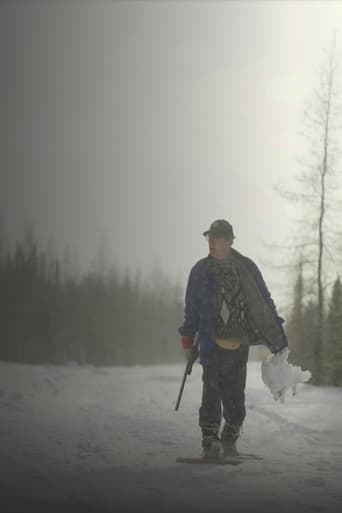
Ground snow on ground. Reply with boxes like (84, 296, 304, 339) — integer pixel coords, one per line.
(1, 359, 342, 513)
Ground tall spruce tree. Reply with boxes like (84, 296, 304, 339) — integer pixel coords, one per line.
(287, 257, 304, 365)
(324, 276, 342, 385)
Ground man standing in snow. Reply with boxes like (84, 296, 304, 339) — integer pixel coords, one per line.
(179, 219, 288, 459)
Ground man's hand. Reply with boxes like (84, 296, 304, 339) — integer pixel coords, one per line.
(261, 347, 312, 403)
(181, 336, 198, 362)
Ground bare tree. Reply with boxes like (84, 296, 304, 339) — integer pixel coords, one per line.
(275, 34, 342, 383)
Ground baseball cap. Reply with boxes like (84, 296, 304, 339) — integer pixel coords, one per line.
(203, 219, 235, 239)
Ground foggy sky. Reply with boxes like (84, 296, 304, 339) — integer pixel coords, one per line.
(2, 1, 342, 310)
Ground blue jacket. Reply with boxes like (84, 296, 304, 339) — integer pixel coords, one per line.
(178, 249, 288, 365)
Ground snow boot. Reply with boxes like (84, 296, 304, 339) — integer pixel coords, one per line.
(221, 423, 241, 457)
(201, 425, 223, 459)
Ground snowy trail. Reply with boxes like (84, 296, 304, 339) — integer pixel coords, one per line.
(0, 361, 342, 513)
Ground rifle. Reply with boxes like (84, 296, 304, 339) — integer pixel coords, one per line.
(175, 336, 199, 411)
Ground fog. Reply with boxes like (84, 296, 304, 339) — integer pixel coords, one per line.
(2, 6, 342, 512)
(2, 0, 342, 307)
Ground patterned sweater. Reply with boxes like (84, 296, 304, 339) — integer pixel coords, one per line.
(210, 256, 250, 340)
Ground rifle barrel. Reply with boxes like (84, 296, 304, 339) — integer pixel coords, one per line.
(174, 336, 199, 411)
(175, 360, 190, 411)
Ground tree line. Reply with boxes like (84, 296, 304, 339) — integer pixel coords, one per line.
(0, 233, 184, 366)
(1, 225, 342, 384)
(286, 259, 342, 386)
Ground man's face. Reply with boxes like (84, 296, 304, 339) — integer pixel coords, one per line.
(206, 234, 232, 257)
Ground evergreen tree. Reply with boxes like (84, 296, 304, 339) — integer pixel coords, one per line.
(287, 257, 305, 365)
(324, 276, 342, 385)
(300, 300, 320, 383)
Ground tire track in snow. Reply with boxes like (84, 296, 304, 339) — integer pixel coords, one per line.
(249, 403, 325, 438)
(248, 402, 342, 477)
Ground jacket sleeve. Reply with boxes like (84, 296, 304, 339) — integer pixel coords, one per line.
(247, 259, 285, 325)
(178, 266, 200, 339)
(248, 262, 288, 353)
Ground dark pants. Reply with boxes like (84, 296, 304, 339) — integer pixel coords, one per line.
(199, 344, 249, 436)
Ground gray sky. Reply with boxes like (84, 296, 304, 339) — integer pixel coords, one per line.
(2, 0, 342, 310)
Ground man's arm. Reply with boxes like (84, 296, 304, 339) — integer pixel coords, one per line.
(245, 258, 288, 352)
(178, 266, 200, 345)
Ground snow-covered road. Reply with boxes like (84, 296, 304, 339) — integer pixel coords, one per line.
(0, 360, 341, 513)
